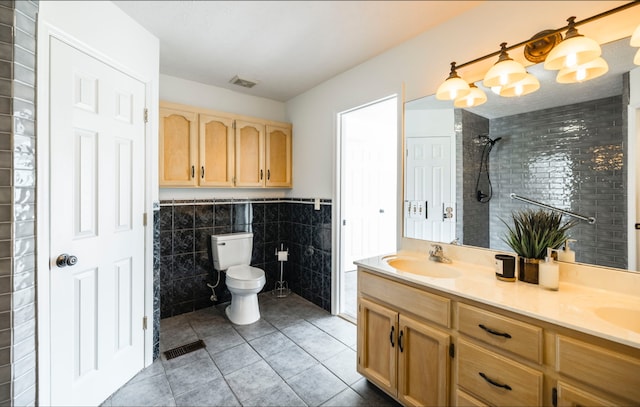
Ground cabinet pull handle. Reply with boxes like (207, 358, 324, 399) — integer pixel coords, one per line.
(267, 169, 270, 180)
(201, 166, 205, 179)
(479, 372, 512, 391)
(398, 329, 404, 352)
(478, 324, 512, 339)
(260, 169, 264, 180)
(191, 165, 195, 178)
(389, 326, 395, 347)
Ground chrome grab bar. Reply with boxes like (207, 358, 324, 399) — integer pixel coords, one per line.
(509, 193, 596, 224)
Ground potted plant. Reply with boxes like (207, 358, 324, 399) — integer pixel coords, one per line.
(501, 209, 577, 284)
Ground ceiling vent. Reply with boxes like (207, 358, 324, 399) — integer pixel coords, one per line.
(229, 75, 258, 88)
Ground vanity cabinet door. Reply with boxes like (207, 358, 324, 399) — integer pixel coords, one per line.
(265, 124, 292, 187)
(199, 114, 234, 187)
(357, 298, 398, 398)
(397, 314, 450, 407)
(159, 107, 198, 186)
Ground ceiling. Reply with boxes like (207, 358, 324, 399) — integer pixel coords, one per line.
(113, 1, 482, 102)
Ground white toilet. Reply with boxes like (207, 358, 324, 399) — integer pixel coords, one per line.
(211, 232, 266, 325)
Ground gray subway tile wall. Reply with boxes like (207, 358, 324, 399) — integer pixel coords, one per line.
(159, 199, 332, 320)
(485, 95, 627, 269)
(0, 1, 38, 405)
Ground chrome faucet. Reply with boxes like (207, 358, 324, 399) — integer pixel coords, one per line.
(429, 244, 452, 263)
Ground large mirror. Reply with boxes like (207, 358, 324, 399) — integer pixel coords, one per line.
(404, 36, 638, 271)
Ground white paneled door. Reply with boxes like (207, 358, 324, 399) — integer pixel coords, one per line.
(48, 38, 146, 406)
(404, 137, 455, 242)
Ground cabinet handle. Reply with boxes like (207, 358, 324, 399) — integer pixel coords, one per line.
(267, 169, 271, 180)
(260, 169, 263, 180)
(201, 166, 205, 179)
(389, 326, 395, 347)
(191, 165, 195, 178)
(478, 372, 512, 391)
(478, 324, 512, 339)
(398, 329, 404, 352)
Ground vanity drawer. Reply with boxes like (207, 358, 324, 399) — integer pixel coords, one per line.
(556, 335, 640, 402)
(458, 303, 542, 363)
(359, 269, 450, 327)
(458, 339, 543, 407)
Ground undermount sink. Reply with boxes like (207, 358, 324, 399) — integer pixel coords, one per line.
(382, 255, 461, 279)
(594, 307, 640, 333)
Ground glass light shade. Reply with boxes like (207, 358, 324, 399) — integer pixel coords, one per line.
(635, 48, 640, 65)
(544, 34, 601, 70)
(631, 24, 640, 47)
(498, 73, 540, 97)
(556, 57, 608, 83)
(436, 76, 470, 100)
(454, 85, 487, 107)
(483, 59, 527, 88)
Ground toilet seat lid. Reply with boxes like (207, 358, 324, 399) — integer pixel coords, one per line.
(226, 265, 264, 280)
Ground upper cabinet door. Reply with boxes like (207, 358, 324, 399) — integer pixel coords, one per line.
(200, 114, 235, 187)
(235, 120, 265, 187)
(159, 107, 198, 186)
(265, 124, 292, 188)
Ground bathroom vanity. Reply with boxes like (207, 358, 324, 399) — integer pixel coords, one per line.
(355, 251, 640, 407)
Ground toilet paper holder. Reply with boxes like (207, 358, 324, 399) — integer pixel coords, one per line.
(273, 244, 290, 298)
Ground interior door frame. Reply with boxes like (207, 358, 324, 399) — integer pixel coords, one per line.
(36, 24, 154, 405)
(335, 94, 399, 318)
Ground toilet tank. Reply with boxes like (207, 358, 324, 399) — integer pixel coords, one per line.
(211, 232, 253, 270)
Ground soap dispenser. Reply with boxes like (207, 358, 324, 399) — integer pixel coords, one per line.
(539, 248, 559, 290)
(558, 239, 576, 263)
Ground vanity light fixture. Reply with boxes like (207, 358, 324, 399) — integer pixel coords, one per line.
(435, 62, 470, 100)
(434, 2, 639, 106)
(482, 43, 527, 88)
(556, 57, 609, 83)
(544, 17, 601, 71)
(453, 83, 487, 107)
(498, 72, 540, 97)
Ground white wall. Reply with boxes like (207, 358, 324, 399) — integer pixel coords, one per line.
(160, 74, 287, 121)
(405, 109, 455, 138)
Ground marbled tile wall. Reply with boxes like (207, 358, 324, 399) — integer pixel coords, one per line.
(488, 95, 626, 269)
(153, 209, 161, 360)
(0, 1, 38, 405)
(159, 199, 332, 319)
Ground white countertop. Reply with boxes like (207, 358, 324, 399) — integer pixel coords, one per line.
(355, 252, 640, 350)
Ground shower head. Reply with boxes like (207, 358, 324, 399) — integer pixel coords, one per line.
(477, 134, 502, 146)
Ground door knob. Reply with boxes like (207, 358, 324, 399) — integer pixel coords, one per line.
(56, 253, 78, 268)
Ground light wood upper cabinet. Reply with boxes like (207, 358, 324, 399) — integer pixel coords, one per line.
(265, 125, 292, 187)
(159, 107, 198, 186)
(235, 120, 265, 187)
(159, 101, 292, 188)
(200, 114, 234, 187)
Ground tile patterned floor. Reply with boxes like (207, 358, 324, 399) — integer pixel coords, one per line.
(102, 293, 400, 407)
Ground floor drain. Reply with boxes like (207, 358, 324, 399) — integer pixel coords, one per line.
(163, 339, 206, 360)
